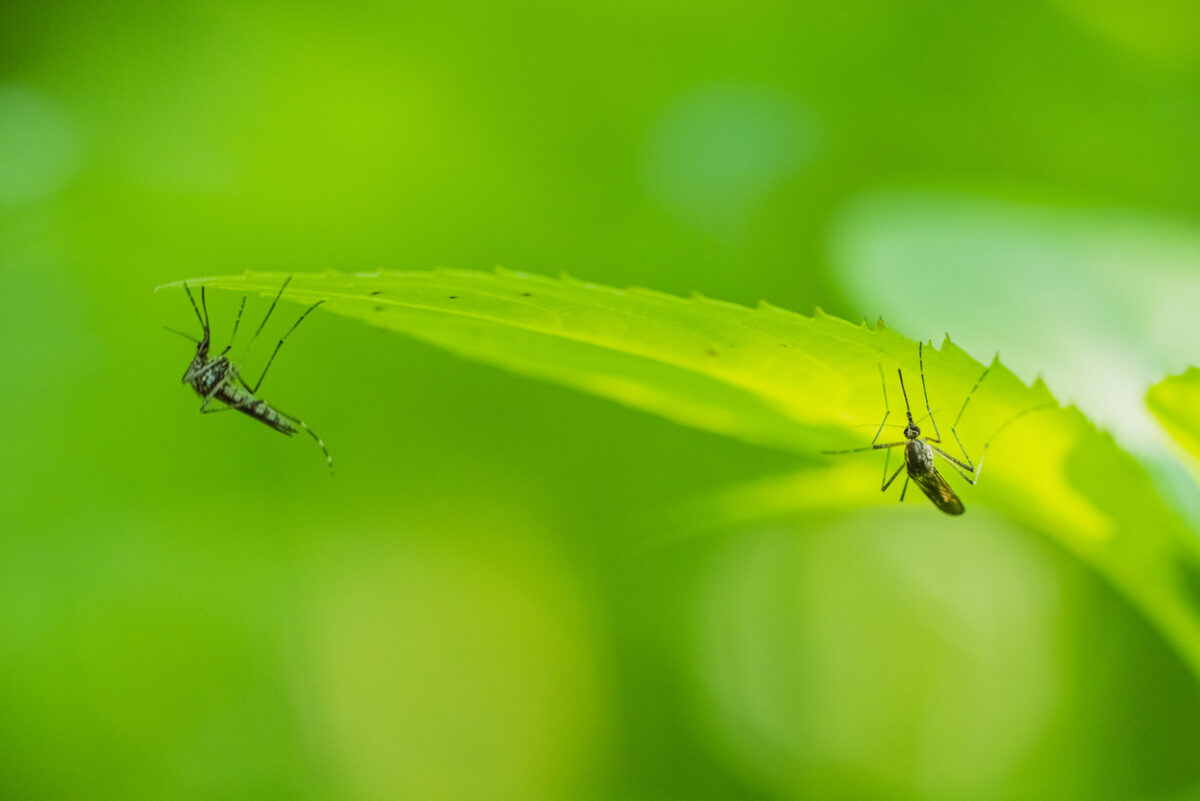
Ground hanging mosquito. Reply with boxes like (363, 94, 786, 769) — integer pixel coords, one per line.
(166, 276, 333, 474)
(822, 342, 1048, 515)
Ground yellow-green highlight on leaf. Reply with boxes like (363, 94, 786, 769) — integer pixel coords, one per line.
(160, 269, 1200, 680)
(1149, 368, 1200, 464)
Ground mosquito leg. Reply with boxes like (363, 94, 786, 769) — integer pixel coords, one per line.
(952, 364, 992, 431)
(200, 387, 253, 414)
(274, 406, 334, 475)
(969, 402, 1056, 483)
(250, 299, 325, 394)
(877, 362, 890, 410)
(821, 363, 897, 455)
(930, 445, 975, 476)
(948, 428, 977, 472)
(222, 297, 247, 356)
(899, 475, 910, 501)
(859, 363, 892, 447)
(882, 461, 905, 492)
(944, 363, 993, 468)
(932, 447, 978, 485)
(822, 441, 905, 455)
(918, 342, 943, 443)
(248, 276, 292, 351)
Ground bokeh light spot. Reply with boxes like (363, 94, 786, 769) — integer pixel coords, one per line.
(304, 534, 611, 801)
(0, 85, 80, 206)
(691, 512, 1061, 800)
(643, 84, 820, 239)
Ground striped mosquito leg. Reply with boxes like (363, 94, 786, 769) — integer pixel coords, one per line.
(266, 401, 334, 475)
(200, 405, 235, 414)
(917, 342, 944, 442)
(822, 363, 900, 455)
(947, 363, 993, 469)
(882, 458, 905, 492)
(251, 299, 325, 394)
(931, 445, 978, 485)
(970, 401, 1056, 483)
(199, 387, 223, 412)
(249, 276, 292, 349)
(222, 297, 247, 356)
(293, 418, 333, 475)
(821, 440, 905, 455)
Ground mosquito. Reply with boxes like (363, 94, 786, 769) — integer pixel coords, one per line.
(166, 276, 333, 474)
(822, 342, 1048, 515)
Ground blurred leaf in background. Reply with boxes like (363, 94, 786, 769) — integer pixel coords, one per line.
(3, 1, 1200, 800)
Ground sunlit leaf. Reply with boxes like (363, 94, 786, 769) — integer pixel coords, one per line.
(1149, 368, 1200, 463)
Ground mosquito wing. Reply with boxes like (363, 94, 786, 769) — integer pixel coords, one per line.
(911, 466, 965, 515)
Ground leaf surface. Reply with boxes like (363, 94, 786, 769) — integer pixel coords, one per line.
(162, 269, 1200, 678)
(1149, 368, 1200, 464)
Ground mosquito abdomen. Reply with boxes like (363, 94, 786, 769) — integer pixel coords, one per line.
(217, 386, 296, 435)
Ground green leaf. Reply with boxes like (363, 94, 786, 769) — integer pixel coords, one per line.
(1149, 368, 1200, 463)
(162, 269, 1200, 678)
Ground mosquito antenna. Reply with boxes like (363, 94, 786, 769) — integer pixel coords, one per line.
(182, 282, 207, 334)
(163, 326, 199, 344)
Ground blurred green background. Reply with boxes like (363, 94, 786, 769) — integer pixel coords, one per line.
(4, 1, 1200, 799)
